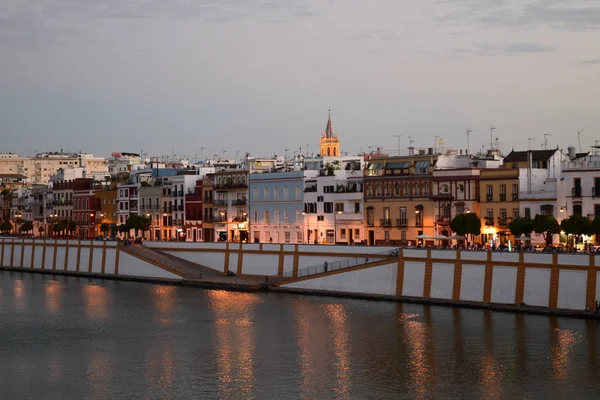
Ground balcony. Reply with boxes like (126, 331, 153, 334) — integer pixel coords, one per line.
(177, 205, 183, 211)
(367, 219, 374, 227)
(335, 184, 361, 193)
(572, 187, 582, 197)
(485, 217, 494, 226)
(499, 194, 506, 201)
(232, 216, 247, 222)
(380, 218, 392, 227)
(215, 183, 247, 190)
(512, 193, 518, 201)
(336, 212, 363, 222)
(204, 198, 214, 204)
(162, 207, 173, 213)
(214, 199, 228, 206)
(304, 185, 317, 193)
(396, 218, 408, 227)
(232, 199, 247, 206)
(498, 217, 508, 226)
(436, 215, 451, 224)
(214, 216, 228, 223)
(486, 194, 493, 201)
(594, 187, 600, 197)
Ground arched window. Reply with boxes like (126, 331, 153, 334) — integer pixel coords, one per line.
(385, 184, 390, 196)
(403, 183, 409, 196)
(423, 183, 429, 195)
(367, 184, 373, 197)
(376, 184, 382, 196)
(395, 183, 401, 196)
(414, 183, 420, 196)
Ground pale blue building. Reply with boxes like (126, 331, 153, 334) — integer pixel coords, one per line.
(248, 171, 305, 244)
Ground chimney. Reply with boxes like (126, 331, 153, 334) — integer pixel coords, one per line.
(408, 147, 415, 156)
(428, 147, 433, 155)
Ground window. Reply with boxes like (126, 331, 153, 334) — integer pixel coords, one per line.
(295, 186, 301, 200)
(399, 207, 407, 226)
(513, 209, 520, 219)
(456, 204, 464, 215)
(384, 231, 390, 241)
(263, 187, 268, 201)
(296, 209, 302, 222)
(573, 178, 582, 197)
(274, 209, 280, 224)
(486, 185, 493, 201)
(384, 184, 390, 196)
(340, 229, 347, 239)
(414, 183, 420, 196)
(512, 184, 518, 200)
(265, 231, 271, 242)
(296, 232, 303, 243)
(499, 184, 506, 201)
(440, 184, 449, 194)
(500, 208, 507, 222)
(403, 183, 409, 196)
(395, 183, 401, 196)
(335, 203, 344, 212)
(367, 208, 374, 225)
(524, 207, 531, 219)
(283, 209, 288, 223)
(376, 184, 382, 196)
(573, 204, 582, 216)
(595, 204, 600, 218)
(264, 210, 269, 224)
(401, 230, 407, 241)
(595, 179, 600, 196)
(487, 209, 494, 220)
(273, 187, 279, 201)
(324, 202, 334, 213)
(253, 210, 258, 223)
(354, 202, 360, 213)
(415, 210, 423, 226)
(423, 183, 429, 195)
(323, 185, 335, 193)
(540, 204, 553, 216)
(284, 232, 291, 243)
(367, 185, 373, 197)
(355, 229, 360, 239)
(252, 188, 258, 200)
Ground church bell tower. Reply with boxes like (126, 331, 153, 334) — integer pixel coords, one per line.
(319, 110, 340, 157)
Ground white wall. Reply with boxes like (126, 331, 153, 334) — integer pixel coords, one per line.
(430, 263, 454, 300)
(558, 254, 589, 266)
(523, 268, 551, 307)
(283, 262, 397, 296)
(460, 252, 488, 261)
(402, 262, 425, 297)
(491, 266, 517, 304)
(242, 254, 279, 275)
(557, 270, 587, 310)
(117, 252, 183, 280)
(460, 265, 485, 302)
(163, 251, 225, 273)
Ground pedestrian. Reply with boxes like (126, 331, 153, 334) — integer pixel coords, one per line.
(365, 254, 369, 263)
(324, 261, 328, 272)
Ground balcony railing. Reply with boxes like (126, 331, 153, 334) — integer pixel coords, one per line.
(232, 199, 247, 206)
(204, 198, 214, 204)
(485, 217, 494, 226)
(380, 218, 392, 227)
(486, 194, 493, 201)
(396, 218, 408, 227)
(512, 193, 518, 201)
(498, 217, 508, 226)
(436, 215, 451, 223)
(232, 216, 247, 222)
(214, 199, 228, 206)
(215, 183, 247, 190)
(304, 186, 317, 192)
(177, 205, 183, 211)
(335, 184, 361, 193)
(499, 194, 506, 201)
(214, 216, 228, 223)
(572, 187, 582, 197)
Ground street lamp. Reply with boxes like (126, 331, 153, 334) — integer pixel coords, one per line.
(335, 210, 342, 245)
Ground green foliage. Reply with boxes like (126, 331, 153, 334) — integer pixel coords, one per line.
(19, 220, 34, 233)
(1, 189, 11, 196)
(0, 220, 13, 232)
(508, 217, 534, 238)
(38, 226, 45, 233)
(590, 217, 600, 236)
(100, 223, 110, 235)
(125, 215, 151, 235)
(560, 214, 591, 238)
(532, 214, 561, 246)
(67, 221, 77, 233)
(450, 213, 481, 237)
(53, 220, 67, 233)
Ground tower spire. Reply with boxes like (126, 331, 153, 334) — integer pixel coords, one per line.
(320, 109, 340, 156)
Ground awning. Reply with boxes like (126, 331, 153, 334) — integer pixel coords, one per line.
(385, 161, 409, 169)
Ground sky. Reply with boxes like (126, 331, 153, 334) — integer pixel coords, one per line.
(1, 0, 599, 160)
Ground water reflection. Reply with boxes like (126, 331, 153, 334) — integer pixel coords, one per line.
(83, 283, 108, 320)
(87, 350, 111, 399)
(44, 279, 62, 314)
(324, 304, 351, 399)
(550, 318, 579, 381)
(481, 312, 503, 400)
(400, 308, 435, 399)
(208, 290, 260, 398)
(13, 279, 25, 311)
(149, 285, 176, 323)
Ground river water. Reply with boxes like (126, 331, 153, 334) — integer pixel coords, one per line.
(0, 271, 599, 399)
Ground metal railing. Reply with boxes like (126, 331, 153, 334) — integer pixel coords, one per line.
(283, 248, 400, 278)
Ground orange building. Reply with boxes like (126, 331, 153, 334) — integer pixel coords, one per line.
(95, 189, 118, 237)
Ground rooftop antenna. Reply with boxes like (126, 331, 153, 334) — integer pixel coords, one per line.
(495, 137, 500, 153)
(544, 133, 552, 150)
(577, 129, 583, 153)
(200, 147, 205, 162)
(394, 134, 402, 155)
(528, 137, 535, 150)
(409, 136, 414, 148)
(466, 129, 472, 154)
(489, 126, 496, 150)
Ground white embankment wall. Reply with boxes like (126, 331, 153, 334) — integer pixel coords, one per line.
(0, 239, 182, 281)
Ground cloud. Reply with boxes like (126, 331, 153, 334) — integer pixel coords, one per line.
(436, 0, 600, 31)
(453, 41, 553, 56)
(581, 58, 600, 65)
(505, 42, 554, 53)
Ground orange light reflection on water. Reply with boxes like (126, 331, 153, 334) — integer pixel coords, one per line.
(400, 313, 434, 400)
(208, 290, 259, 398)
(44, 279, 62, 314)
(480, 353, 503, 400)
(551, 327, 579, 380)
(150, 285, 176, 319)
(13, 280, 25, 311)
(324, 303, 351, 400)
(83, 284, 108, 320)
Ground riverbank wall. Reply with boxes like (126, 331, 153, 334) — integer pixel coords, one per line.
(0, 239, 183, 282)
(2, 239, 599, 315)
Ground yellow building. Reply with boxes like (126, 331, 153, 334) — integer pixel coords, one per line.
(363, 151, 438, 246)
(95, 189, 118, 237)
(319, 111, 340, 157)
(479, 168, 520, 245)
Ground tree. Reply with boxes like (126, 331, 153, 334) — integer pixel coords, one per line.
(100, 223, 110, 237)
(450, 213, 481, 245)
(19, 220, 34, 234)
(38, 225, 45, 236)
(1, 188, 10, 196)
(67, 221, 77, 236)
(118, 223, 130, 237)
(509, 217, 534, 238)
(53, 220, 66, 236)
(0, 220, 13, 233)
(590, 217, 600, 238)
(126, 215, 151, 237)
(561, 214, 592, 248)
(532, 214, 561, 246)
